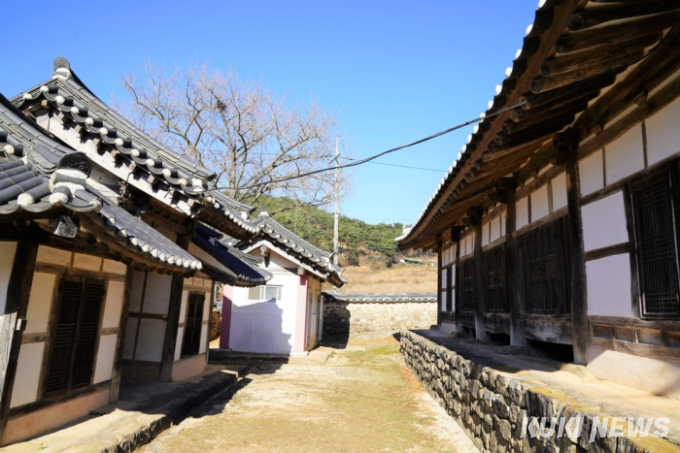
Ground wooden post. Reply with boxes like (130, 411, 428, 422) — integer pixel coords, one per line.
(472, 211, 489, 342)
(0, 239, 39, 444)
(436, 238, 443, 326)
(504, 188, 526, 346)
(109, 264, 134, 403)
(556, 130, 590, 364)
(159, 233, 191, 382)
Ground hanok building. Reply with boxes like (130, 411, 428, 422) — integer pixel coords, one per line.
(221, 208, 346, 355)
(397, 2, 680, 398)
(0, 59, 269, 445)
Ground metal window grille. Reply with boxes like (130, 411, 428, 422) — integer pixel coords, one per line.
(461, 259, 475, 313)
(521, 218, 569, 314)
(484, 245, 508, 312)
(632, 173, 680, 318)
(44, 278, 104, 395)
(182, 292, 205, 357)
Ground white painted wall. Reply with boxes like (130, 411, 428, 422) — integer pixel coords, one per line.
(36, 246, 70, 267)
(135, 319, 166, 362)
(143, 273, 172, 314)
(581, 191, 629, 251)
(646, 97, 680, 166)
(25, 273, 55, 335)
(578, 150, 604, 197)
(516, 196, 529, 229)
(552, 172, 568, 211)
(93, 334, 117, 383)
(0, 242, 18, 323)
(10, 343, 44, 408)
(229, 250, 301, 354)
(73, 253, 102, 271)
(605, 124, 645, 186)
(102, 281, 125, 329)
(586, 254, 633, 317)
(531, 184, 550, 221)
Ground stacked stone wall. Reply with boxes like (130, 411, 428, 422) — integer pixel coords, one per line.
(400, 330, 675, 453)
(324, 301, 436, 336)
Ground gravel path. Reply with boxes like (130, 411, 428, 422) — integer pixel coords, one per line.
(143, 333, 477, 452)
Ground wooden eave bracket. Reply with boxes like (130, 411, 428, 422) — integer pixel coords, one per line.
(553, 128, 579, 165)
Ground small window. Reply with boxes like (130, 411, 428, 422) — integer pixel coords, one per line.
(631, 171, 680, 318)
(44, 278, 104, 395)
(182, 292, 205, 357)
(248, 285, 282, 302)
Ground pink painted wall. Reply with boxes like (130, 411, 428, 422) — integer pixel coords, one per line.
(294, 275, 308, 352)
(220, 285, 233, 349)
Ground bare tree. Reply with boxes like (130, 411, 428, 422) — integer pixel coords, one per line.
(119, 61, 350, 211)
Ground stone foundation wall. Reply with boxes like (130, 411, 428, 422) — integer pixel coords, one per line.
(400, 330, 674, 453)
(323, 300, 436, 336)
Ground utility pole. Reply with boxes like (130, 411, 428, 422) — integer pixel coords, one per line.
(333, 135, 340, 270)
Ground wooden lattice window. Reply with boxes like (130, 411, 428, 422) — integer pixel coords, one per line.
(182, 292, 205, 357)
(521, 218, 569, 315)
(460, 258, 475, 313)
(631, 172, 680, 318)
(484, 245, 508, 313)
(44, 278, 104, 395)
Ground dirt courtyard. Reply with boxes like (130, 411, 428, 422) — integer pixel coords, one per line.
(143, 333, 476, 452)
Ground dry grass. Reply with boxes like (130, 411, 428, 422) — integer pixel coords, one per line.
(331, 263, 437, 294)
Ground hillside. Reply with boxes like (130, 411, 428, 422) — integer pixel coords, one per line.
(257, 195, 409, 262)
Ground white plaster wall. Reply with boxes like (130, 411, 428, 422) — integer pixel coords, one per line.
(531, 184, 550, 221)
(135, 318, 166, 362)
(143, 273, 172, 314)
(605, 124, 645, 185)
(229, 251, 300, 354)
(73, 253, 102, 271)
(441, 291, 447, 311)
(581, 191, 629, 251)
(0, 242, 17, 321)
(10, 343, 44, 408)
(579, 150, 604, 197)
(175, 326, 184, 361)
(481, 220, 491, 247)
(102, 260, 127, 275)
(25, 272, 55, 335)
(516, 196, 529, 229)
(646, 97, 680, 166)
(441, 269, 447, 289)
(36, 246, 70, 267)
(179, 290, 189, 325)
(552, 172, 568, 211)
(93, 334, 117, 383)
(102, 281, 125, 329)
(199, 325, 209, 354)
(586, 254, 633, 318)
(490, 215, 501, 243)
(198, 280, 212, 354)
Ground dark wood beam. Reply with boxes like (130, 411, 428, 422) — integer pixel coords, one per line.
(0, 239, 39, 444)
(557, 129, 589, 364)
(531, 62, 630, 94)
(520, 73, 614, 110)
(109, 265, 134, 403)
(568, 1, 680, 31)
(472, 214, 489, 341)
(159, 233, 191, 382)
(541, 33, 661, 76)
(574, 24, 680, 142)
(556, 10, 679, 53)
(503, 187, 526, 346)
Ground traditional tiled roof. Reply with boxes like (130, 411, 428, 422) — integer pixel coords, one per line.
(11, 58, 257, 238)
(0, 93, 202, 272)
(397, 0, 680, 249)
(193, 223, 271, 287)
(322, 292, 436, 303)
(243, 208, 346, 287)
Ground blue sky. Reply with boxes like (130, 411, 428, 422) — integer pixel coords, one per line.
(2, 0, 538, 225)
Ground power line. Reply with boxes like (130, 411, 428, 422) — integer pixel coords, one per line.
(207, 99, 527, 193)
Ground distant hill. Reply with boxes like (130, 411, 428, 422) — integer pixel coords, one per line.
(255, 196, 407, 263)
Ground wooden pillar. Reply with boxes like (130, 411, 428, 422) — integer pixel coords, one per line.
(159, 233, 191, 382)
(110, 264, 134, 403)
(436, 238, 443, 326)
(504, 188, 526, 346)
(557, 130, 589, 364)
(0, 239, 39, 443)
(471, 211, 489, 342)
